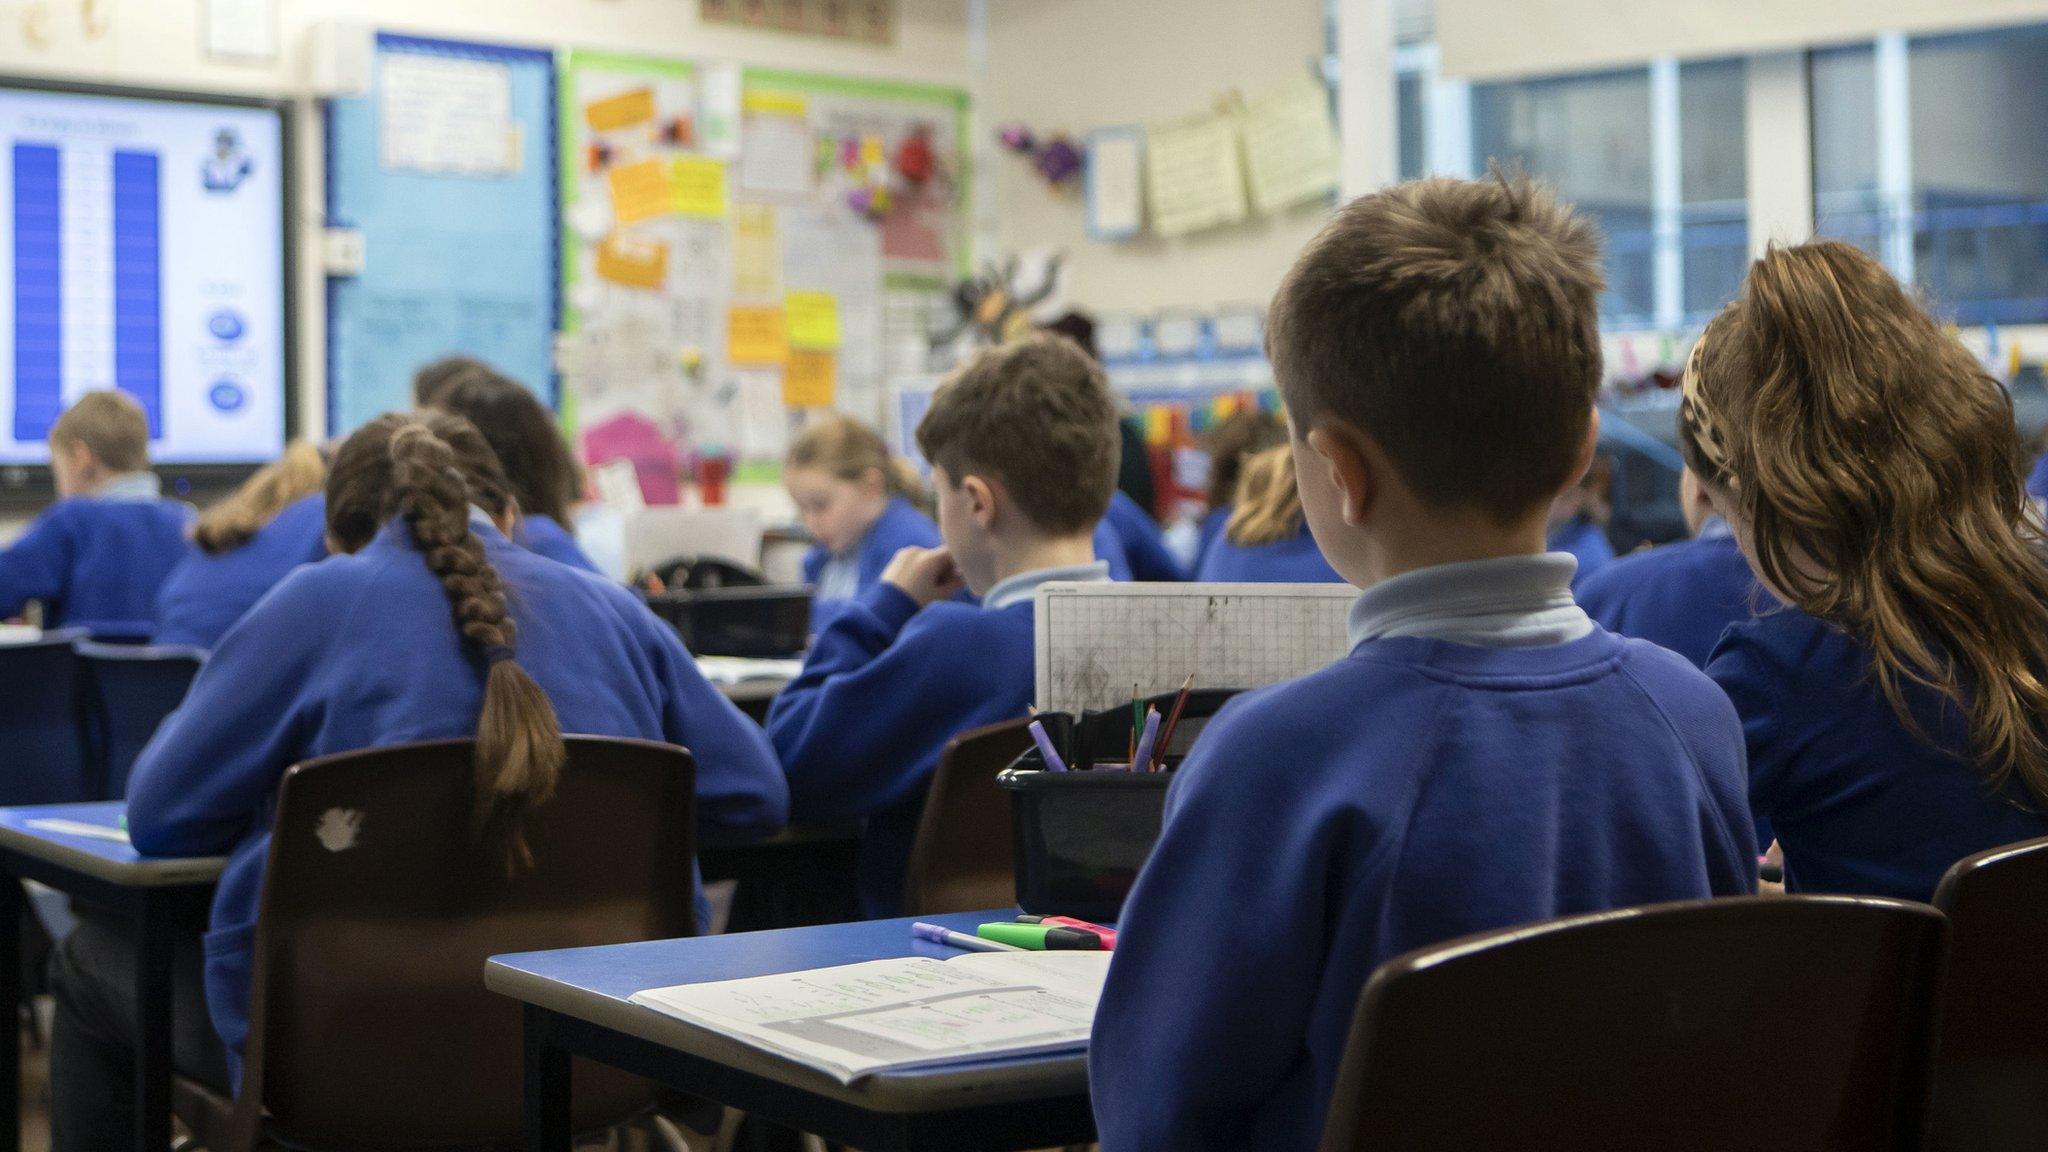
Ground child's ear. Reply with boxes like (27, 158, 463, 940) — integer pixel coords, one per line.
(961, 473, 999, 530)
(1570, 408, 1601, 486)
(1304, 424, 1378, 527)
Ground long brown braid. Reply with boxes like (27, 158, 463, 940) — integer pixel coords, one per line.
(327, 411, 566, 871)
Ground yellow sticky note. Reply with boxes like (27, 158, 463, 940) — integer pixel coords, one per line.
(608, 158, 673, 226)
(783, 350, 837, 409)
(669, 156, 729, 220)
(585, 88, 656, 133)
(728, 307, 789, 366)
(860, 134, 885, 169)
(594, 232, 669, 291)
(743, 90, 808, 118)
(785, 290, 841, 351)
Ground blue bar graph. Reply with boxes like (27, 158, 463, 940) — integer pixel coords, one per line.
(111, 150, 161, 436)
(12, 144, 61, 442)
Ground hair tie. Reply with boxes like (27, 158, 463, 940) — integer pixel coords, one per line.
(483, 644, 516, 666)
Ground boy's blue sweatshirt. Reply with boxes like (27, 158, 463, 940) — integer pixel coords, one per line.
(125, 517, 788, 1085)
(1576, 522, 1760, 668)
(1709, 607, 2048, 901)
(768, 561, 1111, 916)
(1103, 489, 1184, 581)
(154, 494, 329, 650)
(1547, 516, 1614, 588)
(1093, 554, 1756, 1152)
(515, 513, 602, 574)
(802, 496, 941, 633)
(0, 473, 193, 636)
(1193, 522, 1343, 584)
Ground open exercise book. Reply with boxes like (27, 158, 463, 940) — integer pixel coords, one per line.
(629, 951, 1110, 1084)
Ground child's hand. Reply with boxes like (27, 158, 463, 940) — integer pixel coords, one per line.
(883, 546, 965, 608)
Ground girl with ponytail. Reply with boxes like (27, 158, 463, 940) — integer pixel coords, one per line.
(786, 415, 942, 630)
(1691, 240, 2048, 901)
(1191, 445, 1342, 583)
(53, 412, 784, 1146)
(156, 440, 333, 648)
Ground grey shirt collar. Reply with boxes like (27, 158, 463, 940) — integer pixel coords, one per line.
(96, 472, 162, 502)
(1348, 552, 1594, 650)
(984, 560, 1113, 611)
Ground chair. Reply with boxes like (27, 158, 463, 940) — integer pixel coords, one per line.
(0, 628, 94, 805)
(74, 640, 204, 800)
(1318, 896, 1946, 1152)
(174, 736, 701, 1152)
(900, 717, 1035, 917)
(1930, 835, 2048, 1151)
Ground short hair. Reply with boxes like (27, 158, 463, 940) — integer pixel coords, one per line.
(1267, 173, 1606, 522)
(916, 335, 1119, 534)
(51, 391, 150, 473)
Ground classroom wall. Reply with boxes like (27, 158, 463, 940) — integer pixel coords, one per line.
(0, 0, 972, 444)
(984, 0, 1334, 316)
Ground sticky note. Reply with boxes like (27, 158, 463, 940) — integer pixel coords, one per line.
(595, 232, 669, 291)
(785, 290, 841, 351)
(669, 156, 729, 220)
(585, 88, 657, 133)
(743, 90, 808, 118)
(783, 349, 837, 408)
(728, 307, 789, 366)
(608, 158, 673, 226)
(860, 134, 885, 170)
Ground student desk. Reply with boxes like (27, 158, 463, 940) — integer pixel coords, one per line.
(0, 802, 225, 1152)
(489, 909, 1097, 1152)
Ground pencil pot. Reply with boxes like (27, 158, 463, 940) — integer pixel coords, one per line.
(998, 760, 1173, 922)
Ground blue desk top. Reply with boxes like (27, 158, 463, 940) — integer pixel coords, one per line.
(0, 802, 227, 887)
(487, 909, 1093, 1112)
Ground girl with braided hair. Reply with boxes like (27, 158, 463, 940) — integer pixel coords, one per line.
(48, 412, 785, 1149)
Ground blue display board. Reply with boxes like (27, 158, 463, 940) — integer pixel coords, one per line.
(325, 33, 558, 435)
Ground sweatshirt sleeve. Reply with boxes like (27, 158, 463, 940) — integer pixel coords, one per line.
(1089, 704, 1332, 1152)
(125, 576, 332, 856)
(630, 603, 789, 845)
(1706, 628, 1799, 825)
(0, 506, 75, 620)
(766, 582, 987, 823)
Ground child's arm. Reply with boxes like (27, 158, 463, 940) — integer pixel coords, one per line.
(0, 506, 77, 620)
(1090, 708, 1330, 1152)
(631, 606, 789, 844)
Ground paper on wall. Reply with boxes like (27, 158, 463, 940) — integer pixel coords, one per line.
(728, 307, 789, 365)
(1144, 113, 1247, 237)
(595, 232, 670, 290)
(699, 63, 745, 159)
(671, 156, 730, 219)
(732, 204, 781, 298)
(734, 368, 793, 460)
(783, 349, 837, 408)
(380, 53, 518, 177)
(740, 99, 815, 198)
(204, 0, 278, 61)
(1085, 126, 1145, 241)
(609, 158, 675, 226)
(585, 87, 657, 133)
(1240, 81, 1340, 215)
(785, 290, 841, 351)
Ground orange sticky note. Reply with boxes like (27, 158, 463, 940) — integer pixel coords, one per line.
(608, 158, 673, 226)
(783, 350, 837, 408)
(585, 88, 656, 133)
(728, 307, 789, 366)
(669, 156, 729, 219)
(595, 232, 669, 290)
(785, 290, 840, 351)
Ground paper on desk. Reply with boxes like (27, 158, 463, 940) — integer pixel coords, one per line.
(631, 951, 1109, 1084)
(696, 655, 805, 685)
(26, 818, 129, 844)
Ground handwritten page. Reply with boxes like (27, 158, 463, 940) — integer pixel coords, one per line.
(380, 53, 518, 176)
(1086, 126, 1145, 241)
(630, 951, 1109, 1084)
(1241, 81, 1340, 215)
(1144, 113, 1247, 238)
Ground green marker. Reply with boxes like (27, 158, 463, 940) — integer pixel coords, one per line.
(976, 922, 1105, 951)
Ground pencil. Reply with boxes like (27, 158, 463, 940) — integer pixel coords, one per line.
(1130, 684, 1141, 762)
(1153, 672, 1196, 772)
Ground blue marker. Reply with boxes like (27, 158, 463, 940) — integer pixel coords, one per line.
(1027, 718, 1069, 773)
(913, 922, 1027, 953)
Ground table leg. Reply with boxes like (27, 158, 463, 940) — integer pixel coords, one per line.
(132, 896, 173, 1152)
(0, 880, 20, 1152)
(523, 1004, 571, 1152)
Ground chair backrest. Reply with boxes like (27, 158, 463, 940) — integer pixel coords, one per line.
(0, 629, 93, 805)
(1319, 896, 1946, 1152)
(901, 717, 1035, 917)
(74, 641, 204, 800)
(1930, 835, 2048, 1151)
(240, 737, 699, 1150)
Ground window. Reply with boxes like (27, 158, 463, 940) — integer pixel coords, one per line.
(1396, 72, 1426, 181)
(1678, 60, 1748, 324)
(1473, 68, 1656, 328)
(1815, 25, 2048, 325)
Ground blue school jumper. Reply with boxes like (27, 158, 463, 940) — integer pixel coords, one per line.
(768, 561, 1112, 916)
(0, 473, 194, 637)
(1193, 522, 1342, 583)
(2029, 452, 2048, 502)
(1103, 489, 1185, 582)
(154, 494, 330, 650)
(1709, 608, 2048, 902)
(125, 517, 788, 1084)
(802, 497, 940, 632)
(515, 513, 601, 574)
(1092, 554, 1756, 1152)
(1576, 520, 1760, 668)
(1547, 516, 1614, 588)
(1093, 522, 1132, 581)
(1192, 506, 1230, 572)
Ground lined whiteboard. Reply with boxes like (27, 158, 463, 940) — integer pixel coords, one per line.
(1033, 582, 1356, 715)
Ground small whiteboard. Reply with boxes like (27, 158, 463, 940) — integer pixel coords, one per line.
(1034, 582, 1356, 715)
